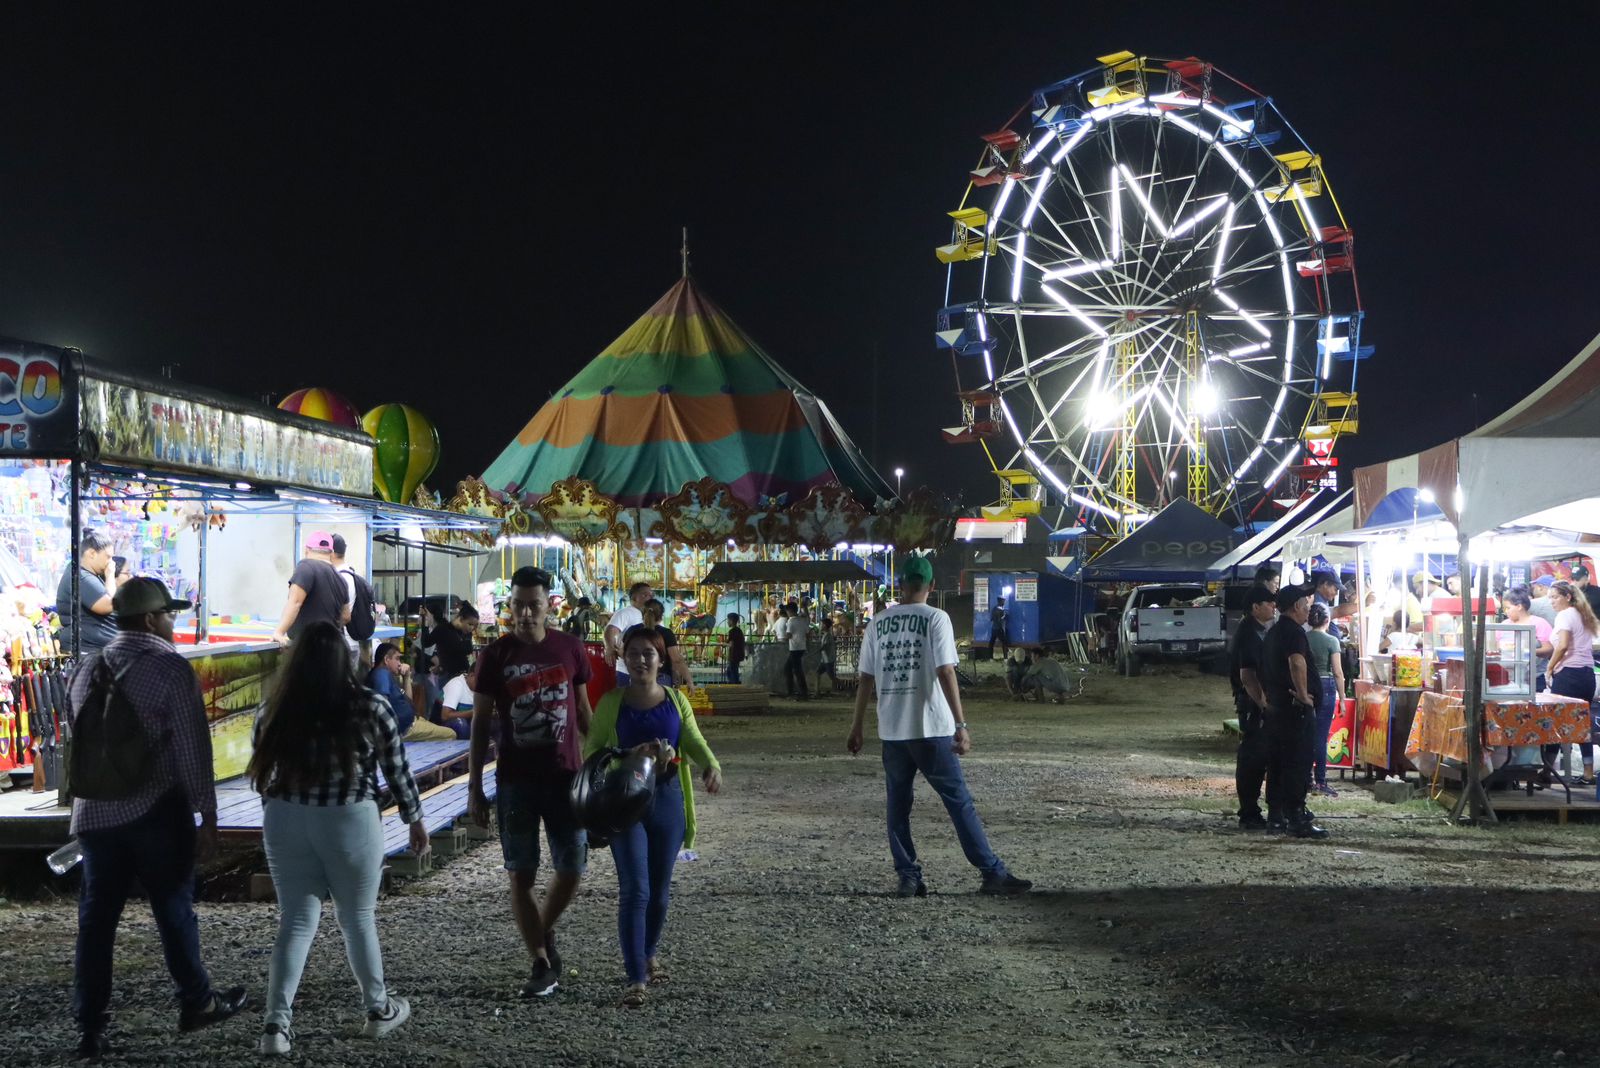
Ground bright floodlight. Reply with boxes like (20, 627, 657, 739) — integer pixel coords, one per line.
(1418, 488, 1436, 505)
(894, 467, 904, 478)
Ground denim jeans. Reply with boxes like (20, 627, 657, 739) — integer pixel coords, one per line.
(726, 661, 742, 684)
(1543, 666, 1598, 771)
(1312, 677, 1339, 785)
(609, 778, 686, 985)
(784, 651, 808, 697)
(74, 791, 213, 1029)
(881, 736, 1005, 880)
(262, 797, 389, 1029)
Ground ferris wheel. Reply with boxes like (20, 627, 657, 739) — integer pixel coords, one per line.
(936, 52, 1371, 534)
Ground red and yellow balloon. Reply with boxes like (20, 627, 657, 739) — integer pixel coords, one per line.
(278, 387, 362, 429)
(362, 404, 440, 504)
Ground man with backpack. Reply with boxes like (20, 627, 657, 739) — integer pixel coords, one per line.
(271, 532, 351, 647)
(67, 577, 247, 1058)
(331, 534, 377, 667)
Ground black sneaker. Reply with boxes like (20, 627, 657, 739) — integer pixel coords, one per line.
(520, 956, 559, 998)
(979, 873, 1033, 895)
(1289, 818, 1329, 839)
(74, 1031, 109, 1060)
(178, 985, 247, 1032)
(1238, 814, 1268, 831)
(544, 930, 563, 979)
(895, 875, 927, 898)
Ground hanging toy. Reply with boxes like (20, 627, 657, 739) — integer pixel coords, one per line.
(362, 404, 440, 504)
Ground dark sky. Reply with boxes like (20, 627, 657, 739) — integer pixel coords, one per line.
(3, 7, 1597, 508)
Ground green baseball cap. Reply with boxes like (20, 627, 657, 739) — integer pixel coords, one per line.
(901, 556, 934, 584)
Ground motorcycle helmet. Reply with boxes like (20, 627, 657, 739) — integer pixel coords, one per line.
(570, 745, 658, 847)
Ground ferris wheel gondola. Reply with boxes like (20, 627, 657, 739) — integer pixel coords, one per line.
(937, 52, 1372, 534)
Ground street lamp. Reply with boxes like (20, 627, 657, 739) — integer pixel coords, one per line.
(894, 467, 904, 497)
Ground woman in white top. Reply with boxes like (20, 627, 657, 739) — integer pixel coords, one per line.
(1540, 580, 1600, 785)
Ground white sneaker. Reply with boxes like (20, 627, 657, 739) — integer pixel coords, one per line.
(362, 995, 410, 1039)
(257, 1023, 292, 1056)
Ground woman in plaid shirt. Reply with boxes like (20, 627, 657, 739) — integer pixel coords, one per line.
(248, 622, 429, 1056)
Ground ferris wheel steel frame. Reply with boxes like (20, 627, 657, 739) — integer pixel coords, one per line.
(937, 53, 1371, 534)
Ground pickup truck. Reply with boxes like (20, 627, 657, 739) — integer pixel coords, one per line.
(1116, 583, 1229, 676)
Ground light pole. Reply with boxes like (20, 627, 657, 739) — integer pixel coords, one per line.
(894, 467, 904, 497)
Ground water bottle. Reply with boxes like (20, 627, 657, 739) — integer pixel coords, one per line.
(46, 838, 84, 875)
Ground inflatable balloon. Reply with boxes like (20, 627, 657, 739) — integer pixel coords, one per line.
(278, 387, 362, 429)
(362, 403, 440, 504)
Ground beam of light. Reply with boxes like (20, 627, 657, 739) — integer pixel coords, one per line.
(1072, 492, 1122, 519)
(1041, 259, 1113, 281)
(1041, 284, 1110, 337)
(1168, 195, 1229, 239)
(1211, 203, 1235, 279)
(1148, 92, 1198, 107)
(1232, 443, 1266, 482)
(1163, 113, 1215, 144)
(1117, 163, 1169, 238)
(1049, 119, 1096, 163)
(1010, 234, 1028, 302)
(1264, 444, 1302, 487)
(1226, 341, 1269, 358)
(1202, 103, 1254, 140)
(1152, 386, 1201, 451)
(1193, 377, 1219, 415)
(1021, 167, 1052, 227)
(976, 311, 993, 381)
(991, 177, 1017, 225)
(1214, 290, 1271, 338)
(1023, 131, 1057, 165)
(1109, 166, 1122, 253)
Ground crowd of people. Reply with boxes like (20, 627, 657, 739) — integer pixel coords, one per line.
(61, 553, 1027, 1060)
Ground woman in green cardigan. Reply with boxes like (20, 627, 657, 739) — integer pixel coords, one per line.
(585, 625, 722, 1007)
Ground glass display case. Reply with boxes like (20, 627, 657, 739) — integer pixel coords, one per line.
(1421, 597, 1499, 661)
(1482, 622, 1536, 701)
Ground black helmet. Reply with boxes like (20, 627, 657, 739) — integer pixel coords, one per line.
(570, 746, 658, 847)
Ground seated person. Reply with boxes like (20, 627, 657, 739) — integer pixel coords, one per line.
(1021, 648, 1071, 703)
(439, 672, 476, 739)
(1005, 649, 1029, 698)
(367, 642, 457, 741)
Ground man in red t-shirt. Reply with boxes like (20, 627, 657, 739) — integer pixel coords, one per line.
(469, 567, 593, 999)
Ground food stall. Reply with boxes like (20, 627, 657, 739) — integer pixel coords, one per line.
(0, 340, 496, 795)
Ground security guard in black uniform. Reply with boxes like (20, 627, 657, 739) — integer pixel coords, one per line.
(1260, 584, 1328, 839)
(1229, 586, 1277, 830)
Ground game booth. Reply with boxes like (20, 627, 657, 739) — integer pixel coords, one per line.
(0, 340, 496, 846)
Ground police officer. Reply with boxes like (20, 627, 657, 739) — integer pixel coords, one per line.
(1260, 584, 1328, 839)
(1229, 586, 1277, 830)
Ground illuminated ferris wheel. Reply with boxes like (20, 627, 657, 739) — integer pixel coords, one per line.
(936, 52, 1371, 533)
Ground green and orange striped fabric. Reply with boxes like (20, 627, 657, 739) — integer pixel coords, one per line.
(483, 278, 892, 507)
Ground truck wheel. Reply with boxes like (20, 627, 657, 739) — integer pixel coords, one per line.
(1121, 649, 1140, 677)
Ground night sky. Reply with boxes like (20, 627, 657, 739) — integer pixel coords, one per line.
(3, 7, 1597, 509)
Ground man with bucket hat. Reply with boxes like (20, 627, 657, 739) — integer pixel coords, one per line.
(67, 577, 247, 1057)
(847, 555, 1032, 897)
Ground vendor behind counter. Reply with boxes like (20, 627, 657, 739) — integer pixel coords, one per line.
(56, 529, 119, 655)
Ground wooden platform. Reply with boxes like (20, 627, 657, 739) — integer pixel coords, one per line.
(1435, 785, 1600, 823)
(693, 684, 772, 716)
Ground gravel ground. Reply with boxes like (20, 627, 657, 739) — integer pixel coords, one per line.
(5, 663, 1600, 1066)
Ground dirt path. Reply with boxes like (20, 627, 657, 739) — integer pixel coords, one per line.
(4, 665, 1599, 1066)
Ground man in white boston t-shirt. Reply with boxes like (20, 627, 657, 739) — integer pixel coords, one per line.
(848, 556, 1032, 898)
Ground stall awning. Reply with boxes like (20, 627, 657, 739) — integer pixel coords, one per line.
(1083, 499, 1240, 583)
(701, 561, 877, 585)
(1206, 489, 1351, 580)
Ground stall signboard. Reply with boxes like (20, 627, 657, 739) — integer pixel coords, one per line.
(973, 575, 989, 607)
(0, 341, 79, 457)
(81, 376, 373, 495)
(1015, 577, 1038, 602)
(1325, 697, 1356, 769)
(1354, 680, 1392, 769)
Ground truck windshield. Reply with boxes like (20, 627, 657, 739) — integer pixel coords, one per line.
(1138, 587, 1208, 608)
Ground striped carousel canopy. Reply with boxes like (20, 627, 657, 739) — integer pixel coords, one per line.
(482, 277, 894, 508)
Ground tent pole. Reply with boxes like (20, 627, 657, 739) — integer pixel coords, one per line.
(1449, 531, 1495, 823)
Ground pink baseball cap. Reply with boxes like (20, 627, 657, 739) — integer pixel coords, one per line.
(304, 531, 335, 552)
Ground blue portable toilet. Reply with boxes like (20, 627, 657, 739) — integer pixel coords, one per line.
(971, 570, 1090, 650)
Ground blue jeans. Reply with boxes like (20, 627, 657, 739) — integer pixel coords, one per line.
(262, 797, 389, 1029)
(74, 791, 213, 1029)
(881, 737, 1005, 880)
(609, 778, 686, 984)
(1312, 677, 1338, 785)
(726, 661, 742, 684)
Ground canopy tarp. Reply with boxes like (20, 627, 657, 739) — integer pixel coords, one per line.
(482, 277, 894, 509)
(1355, 328, 1600, 537)
(1206, 489, 1350, 580)
(702, 560, 877, 585)
(1083, 499, 1241, 583)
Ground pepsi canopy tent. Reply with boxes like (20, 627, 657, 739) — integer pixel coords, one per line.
(1083, 499, 1241, 583)
(482, 277, 893, 509)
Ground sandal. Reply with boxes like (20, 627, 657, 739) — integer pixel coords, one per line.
(619, 986, 647, 1009)
(648, 959, 670, 986)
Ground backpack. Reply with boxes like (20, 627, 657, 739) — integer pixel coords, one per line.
(342, 567, 377, 641)
(69, 656, 154, 800)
